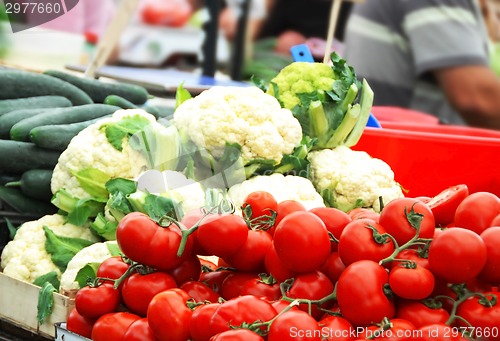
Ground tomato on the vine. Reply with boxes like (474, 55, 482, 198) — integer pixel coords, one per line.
(357, 318, 416, 341)
(338, 218, 395, 266)
(96, 256, 130, 284)
(116, 212, 193, 271)
(479, 226, 500, 286)
(240, 274, 281, 301)
(389, 249, 429, 270)
(318, 315, 354, 341)
(320, 251, 346, 285)
(224, 229, 273, 272)
(264, 243, 298, 283)
(454, 192, 500, 235)
(199, 269, 233, 293)
(122, 317, 156, 341)
(168, 252, 202, 286)
(268, 310, 322, 341)
(210, 329, 265, 340)
(66, 307, 96, 339)
(389, 264, 435, 300)
(379, 198, 435, 246)
(75, 282, 121, 320)
(120, 271, 177, 316)
(427, 227, 487, 284)
(310, 207, 352, 251)
(91, 312, 140, 341)
(273, 211, 331, 273)
(190, 303, 221, 341)
(180, 280, 221, 303)
(242, 191, 278, 221)
(269, 200, 307, 235)
(396, 300, 450, 329)
(219, 272, 258, 300)
(455, 291, 500, 334)
(426, 184, 469, 227)
(348, 207, 380, 222)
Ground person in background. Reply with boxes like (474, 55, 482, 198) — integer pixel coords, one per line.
(343, 0, 500, 130)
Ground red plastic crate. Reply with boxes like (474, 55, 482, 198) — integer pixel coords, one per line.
(352, 126, 500, 198)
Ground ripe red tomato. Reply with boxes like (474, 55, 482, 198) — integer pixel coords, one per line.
(180, 280, 221, 303)
(338, 218, 395, 266)
(91, 312, 140, 341)
(190, 303, 221, 341)
(147, 288, 193, 341)
(96, 256, 130, 284)
(389, 264, 435, 300)
(478, 226, 500, 285)
(240, 275, 281, 301)
(379, 198, 435, 246)
(454, 192, 500, 235)
(273, 211, 331, 273)
(122, 317, 156, 341)
(199, 269, 233, 293)
(491, 213, 500, 227)
(320, 251, 346, 285)
(415, 323, 468, 341)
(120, 271, 177, 316)
(336, 260, 395, 327)
(219, 272, 258, 300)
(427, 227, 487, 284)
(210, 329, 265, 340)
(348, 207, 380, 222)
(389, 249, 429, 270)
(116, 212, 193, 271)
(318, 315, 354, 341)
(209, 295, 277, 337)
(242, 191, 278, 221)
(285, 270, 335, 320)
(269, 200, 307, 235)
(358, 318, 416, 341)
(75, 282, 121, 319)
(264, 243, 298, 283)
(182, 208, 210, 256)
(396, 300, 449, 329)
(426, 184, 469, 227)
(225, 229, 273, 272)
(66, 307, 96, 339)
(169, 252, 202, 286)
(310, 207, 352, 251)
(141, 0, 193, 27)
(196, 214, 249, 258)
(268, 310, 322, 341)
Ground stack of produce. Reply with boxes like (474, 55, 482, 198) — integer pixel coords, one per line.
(1, 53, 499, 341)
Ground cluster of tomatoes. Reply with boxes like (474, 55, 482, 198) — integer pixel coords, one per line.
(65, 185, 500, 341)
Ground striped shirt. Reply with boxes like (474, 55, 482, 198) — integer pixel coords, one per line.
(343, 0, 490, 125)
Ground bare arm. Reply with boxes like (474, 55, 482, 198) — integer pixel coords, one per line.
(434, 65, 500, 130)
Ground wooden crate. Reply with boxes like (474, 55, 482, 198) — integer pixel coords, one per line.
(0, 272, 74, 339)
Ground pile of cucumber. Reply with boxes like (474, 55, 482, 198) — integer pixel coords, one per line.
(0, 67, 170, 220)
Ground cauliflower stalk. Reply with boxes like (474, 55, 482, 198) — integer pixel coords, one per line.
(51, 109, 181, 226)
(266, 52, 374, 149)
(173, 86, 305, 182)
(307, 146, 404, 212)
(228, 173, 325, 212)
(0, 214, 100, 284)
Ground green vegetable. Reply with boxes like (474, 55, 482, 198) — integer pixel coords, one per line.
(0, 140, 61, 174)
(37, 282, 57, 325)
(33, 271, 60, 290)
(90, 213, 118, 241)
(99, 114, 152, 151)
(266, 52, 374, 149)
(51, 189, 105, 226)
(0, 96, 72, 116)
(10, 104, 120, 141)
(70, 168, 111, 202)
(0, 69, 93, 105)
(5, 169, 53, 201)
(43, 225, 95, 272)
(0, 185, 57, 215)
(175, 82, 192, 108)
(0, 108, 52, 139)
(74, 263, 100, 288)
(44, 69, 149, 104)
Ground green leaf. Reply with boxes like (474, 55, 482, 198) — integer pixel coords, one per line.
(106, 178, 137, 196)
(67, 198, 106, 226)
(44, 226, 95, 272)
(37, 281, 57, 325)
(5, 218, 18, 240)
(33, 271, 60, 290)
(99, 115, 152, 151)
(70, 168, 111, 201)
(143, 194, 180, 221)
(90, 213, 118, 241)
(106, 242, 122, 256)
(75, 262, 100, 288)
(175, 82, 192, 108)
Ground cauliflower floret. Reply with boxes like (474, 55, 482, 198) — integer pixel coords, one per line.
(60, 241, 118, 292)
(51, 109, 168, 199)
(228, 173, 325, 212)
(266, 62, 335, 110)
(173, 86, 302, 165)
(0, 214, 99, 284)
(307, 146, 404, 212)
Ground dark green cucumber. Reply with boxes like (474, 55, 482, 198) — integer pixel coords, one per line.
(104, 95, 171, 119)
(0, 69, 93, 105)
(29, 115, 112, 151)
(44, 69, 149, 104)
(0, 173, 20, 186)
(0, 140, 61, 174)
(10, 104, 120, 141)
(144, 104, 173, 119)
(104, 94, 139, 109)
(0, 96, 72, 115)
(0, 185, 57, 215)
(0, 108, 53, 139)
(5, 169, 53, 201)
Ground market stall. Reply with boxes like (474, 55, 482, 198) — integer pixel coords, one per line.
(1, 0, 500, 341)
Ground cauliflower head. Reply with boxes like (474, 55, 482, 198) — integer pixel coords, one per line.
(60, 241, 118, 292)
(228, 173, 325, 212)
(51, 109, 170, 200)
(267, 62, 335, 110)
(173, 86, 302, 165)
(307, 146, 404, 212)
(0, 214, 99, 284)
